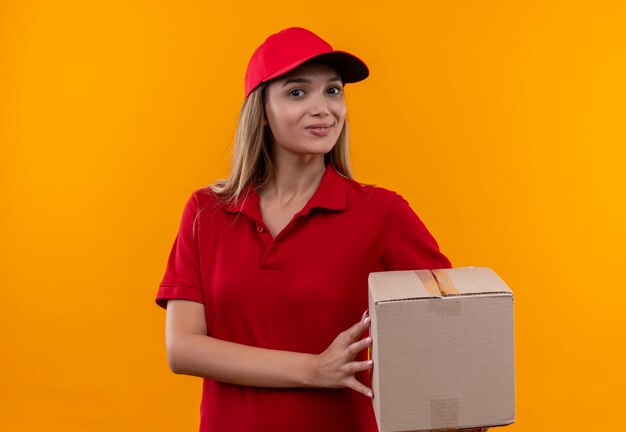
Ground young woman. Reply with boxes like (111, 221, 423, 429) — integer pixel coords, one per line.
(156, 27, 459, 432)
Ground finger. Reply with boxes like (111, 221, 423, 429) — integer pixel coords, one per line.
(361, 309, 369, 320)
(346, 314, 371, 340)
(345, 376, 373, 398)
(344, 359, 373, 374)
(346, 336, 372, 357)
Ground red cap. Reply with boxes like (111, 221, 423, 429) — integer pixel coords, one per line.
(244, 27, 369, 98)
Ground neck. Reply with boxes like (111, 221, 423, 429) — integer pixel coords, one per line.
(261, 152, 327, 205)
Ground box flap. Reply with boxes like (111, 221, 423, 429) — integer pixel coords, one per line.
(432, 267, 513, 296)
(368, 270, 441, 304)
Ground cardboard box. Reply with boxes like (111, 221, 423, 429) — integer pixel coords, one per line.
(368, 267, 515, 432)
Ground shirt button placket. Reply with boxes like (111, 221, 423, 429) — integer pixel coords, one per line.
(257, 223, 277, 269)
(256, 223, 273, 250)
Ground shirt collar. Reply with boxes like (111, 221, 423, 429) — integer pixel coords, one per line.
(303, 163, 347, 213)
(222, 164, 347, 219)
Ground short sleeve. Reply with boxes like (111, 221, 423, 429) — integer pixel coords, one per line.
(155, 192, 204, 309)
(379, 193, 452, 270)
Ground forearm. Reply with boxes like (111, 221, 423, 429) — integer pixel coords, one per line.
(168, 333, 317, 388)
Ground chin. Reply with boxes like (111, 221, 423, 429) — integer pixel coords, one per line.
(277, 136, 338, 157)
(305, 142, 337, 155)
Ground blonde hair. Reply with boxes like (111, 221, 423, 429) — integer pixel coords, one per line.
(210, 80, 354, 204)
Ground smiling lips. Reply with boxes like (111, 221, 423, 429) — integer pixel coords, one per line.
(306, 123, 334, 137)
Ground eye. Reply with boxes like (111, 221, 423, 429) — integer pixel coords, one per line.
(327, 86, 343, 95)
(288, 88, 304, 97)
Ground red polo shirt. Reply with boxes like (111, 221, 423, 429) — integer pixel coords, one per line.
(156, 164, 452, 432)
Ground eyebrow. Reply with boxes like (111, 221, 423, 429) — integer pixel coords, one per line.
(282, 75, 342, 87)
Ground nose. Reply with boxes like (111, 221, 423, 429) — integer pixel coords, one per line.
(309, 91, 330, 117)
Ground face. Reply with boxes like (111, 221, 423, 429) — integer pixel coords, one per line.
(263, 62, 346, 159)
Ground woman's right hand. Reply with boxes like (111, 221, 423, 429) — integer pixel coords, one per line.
(308, 310, 374, 398)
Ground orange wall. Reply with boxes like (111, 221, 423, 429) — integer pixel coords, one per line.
(1, 1, 624, 431)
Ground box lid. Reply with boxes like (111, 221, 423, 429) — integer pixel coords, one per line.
(432, 267, 512, 296)
(369, 267, 512, 304)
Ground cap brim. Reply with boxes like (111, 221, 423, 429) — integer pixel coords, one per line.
(262, 50, 369, 86)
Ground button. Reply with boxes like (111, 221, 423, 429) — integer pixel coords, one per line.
(257, 225, 265, 233)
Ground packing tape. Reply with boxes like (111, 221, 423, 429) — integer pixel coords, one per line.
(431, 269, 460, 296)
(430, 398, 459, 429)
(416, 270, 442, 297)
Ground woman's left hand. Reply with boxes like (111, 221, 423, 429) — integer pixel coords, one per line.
(306, 310, 374, 397)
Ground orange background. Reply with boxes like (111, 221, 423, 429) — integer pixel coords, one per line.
(1, 1, 624, 431)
